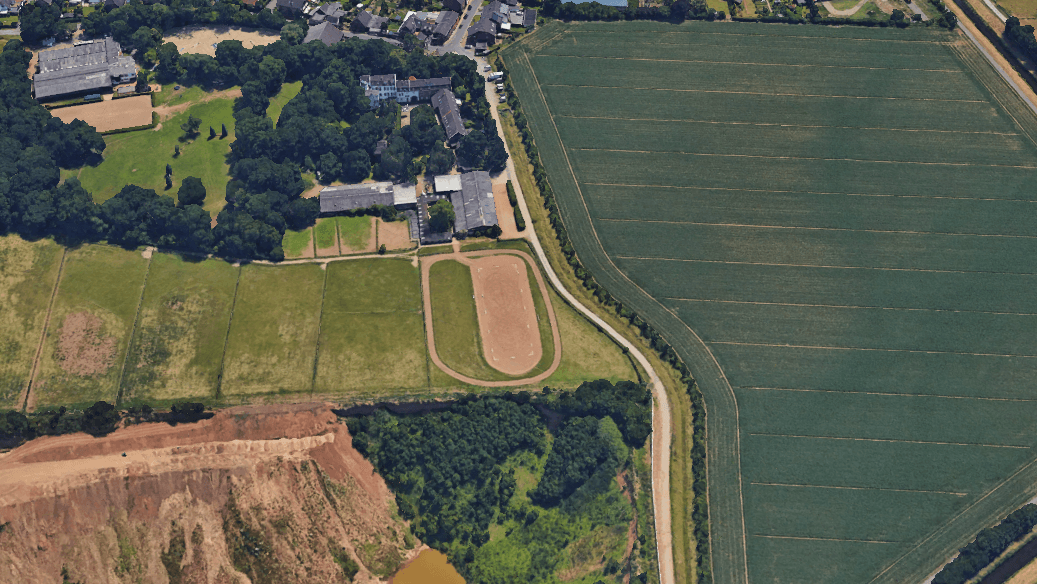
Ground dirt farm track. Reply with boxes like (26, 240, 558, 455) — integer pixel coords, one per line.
(421, 249, 561, 386)
(51, 95, 153, 133)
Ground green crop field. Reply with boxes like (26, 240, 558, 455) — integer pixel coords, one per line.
(120, 254, 239, 405)
(75, 97, 236, 217)
(34, 245, 149, 408)
(0, 236, 64, 408)
(314, 258, 428, 395)
(505, 20, 1037, 584)
(220, 263, 324, 397)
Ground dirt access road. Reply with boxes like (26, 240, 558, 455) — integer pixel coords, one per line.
(483, 73, 674, 584)
(421, 249, 561, 386)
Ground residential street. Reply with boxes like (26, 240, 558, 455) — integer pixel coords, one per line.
(437, 0, 483, 57)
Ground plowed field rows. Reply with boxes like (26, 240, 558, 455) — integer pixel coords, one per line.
(503, 20, 1037, 584)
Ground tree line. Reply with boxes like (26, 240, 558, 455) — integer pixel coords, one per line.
(934, 503, 1037, 584)
(0, 401, 210, 449)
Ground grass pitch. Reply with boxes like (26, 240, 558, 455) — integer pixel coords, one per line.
(120, 254, 238, 404)
(314, 259, 428, 395)
(34, 245, 149, 408)
(0, 236, 64, 408)
(220, 263, 324, 397)
(505, 20, 1037, 584)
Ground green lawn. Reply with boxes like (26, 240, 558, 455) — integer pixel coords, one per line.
(76, 97, 237, 217)
(428, 259, 497, 380)
(34, 245, 149, 409)
(505, 20, 1037, 584)
(314, 259, 427, 395)
(220, 263, 325, 397)
(282, 227, 313, 258)
(153, 84, 208, 107)
(266, 80, 303, 125)
(338, 215, 372, 252)
(120, 253, 239, 405)
(0, 236, 64, 409)
(314, 217, 338, 252)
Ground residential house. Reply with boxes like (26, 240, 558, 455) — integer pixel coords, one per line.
(303, 21, 344, 45)
(442, 0, 465, 12)
(276, 0, 307, 14)
(351, 10, 388, 33)
(359, 73, 451, 107)
(430, 10, 459, 44)
(431, 88, 468, 144)
(310, 1, 346, 24)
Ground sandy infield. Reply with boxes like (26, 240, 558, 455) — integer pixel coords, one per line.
(469, 255, 542, 375)
(377, 218, 415, 250)
(163, 26, 280, 57)
(51, 95, 153, 132)
(492, 183, 522, 239)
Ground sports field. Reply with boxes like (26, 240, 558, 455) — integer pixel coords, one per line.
(504, 20, 1037, 584)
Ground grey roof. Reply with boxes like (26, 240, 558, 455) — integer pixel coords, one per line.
(443, 0, 465, 11)
(103, 0, 125, 6)
(396, 76, 450, 91)
(354, 10, 387, 30)
(317, 1, 346, 16)
(449, 171, 497, 232)
(432, 10, 459, 39)
(320, 182, 396, 213)
(304, 21, 344, 45)
(276, 0, 305, 10)
(522, 8, 536, 27)
(360, 73, 396, 87)
(34, 39, 135, 100)
(400, 13, 419, 34)
(431, 89, 467, 143)
(467, 17, 496, 41)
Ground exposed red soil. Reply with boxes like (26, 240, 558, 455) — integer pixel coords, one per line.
(0, 403, 416, 584)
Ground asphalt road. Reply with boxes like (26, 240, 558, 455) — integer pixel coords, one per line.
(437, 0, 483, 57)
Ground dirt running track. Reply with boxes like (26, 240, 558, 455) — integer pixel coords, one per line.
(51, 95, 153, 133)
(468, 254, 542, 375)
(421, 249, 561, 386)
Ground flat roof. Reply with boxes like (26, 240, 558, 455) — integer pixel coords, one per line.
(393, 183, 417, 206)
(320, 182, 395, 213)
(434, 174, 462, 192)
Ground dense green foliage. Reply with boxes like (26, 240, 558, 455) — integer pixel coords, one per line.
(348, 380, 651, 582)
(457, 129, 509, 173)
(552, 379, 651, 447)
(428, 199, 455, 233)
(1006, 16, 1037, 62)
(19, 2, 68, 44)
(934, 504, 1037, 584)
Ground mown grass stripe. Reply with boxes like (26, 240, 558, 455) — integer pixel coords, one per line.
(571, 148, 1037, 169)
(665, 297, 1037, 317)
(616, 256, 1037, 277)
(584, 182, 1037, 203)
(602, 218, 1037, 240)
(711, 340, 1037, 359)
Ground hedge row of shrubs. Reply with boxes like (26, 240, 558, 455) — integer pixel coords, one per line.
(497, 57, 713, 583)
(934, 504, 1037, 584)
(506, 179, 526, 231)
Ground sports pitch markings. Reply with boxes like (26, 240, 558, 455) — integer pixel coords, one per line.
(504, 20, 1037, 584)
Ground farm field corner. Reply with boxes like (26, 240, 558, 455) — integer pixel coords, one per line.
(503, 20, 1037, 584)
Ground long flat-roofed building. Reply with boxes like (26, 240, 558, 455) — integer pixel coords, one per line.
(319, 182, 417, 214)
(33, 38, 136, 101)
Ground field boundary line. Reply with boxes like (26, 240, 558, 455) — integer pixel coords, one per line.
(573, 148, 1037, 169)
(748, 432, 1029, 449)
(555, 27, 957, 45)
(559, 115, 1019, 136)
(114, 250, 154, 406)
(603, 218, 1037, 240)
(739, 386, 1037, 403)
(750, 482, 968, 496)
(950, 41, 1037, 151)
(755, 534, 899, 544)
(711, 340, 1037, 359)
(544, 83, 988, 103)
(584, 182, 1037, 203)
(617, 256, 1037, 277)
(538, 53, 963, 73)
(665, 298, 1037, 317)
(550, 34, 959, 50)
(310, 264, 330, 395)
(521, 49, 749, 584)
(214, 265, 243, 400)
(19, 247, 68, 413)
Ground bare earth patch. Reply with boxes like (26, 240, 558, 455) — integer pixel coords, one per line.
(469, 255, 542, 375)
(51, 95, 153, 133)
(492, 183, 521, 239)
(377, 218, 414, 251)
(163, 25, 280, 57)
(55, 312, 117, 377)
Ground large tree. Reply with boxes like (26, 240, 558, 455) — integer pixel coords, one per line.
(19, 2, 65, 44)
(428, 199, 455, 233)
(177, 177, 206, 208)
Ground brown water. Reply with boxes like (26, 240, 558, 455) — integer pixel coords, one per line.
(391, 548, 465, 584)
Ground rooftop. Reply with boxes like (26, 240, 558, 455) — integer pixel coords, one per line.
(431, 89, 467, 142)
(34, 38, 136, 100)
(304, 21, 344, 45)
(434, 174, 462, 192)
(450, 171, 497, 232)
(319, 182, 395, 214)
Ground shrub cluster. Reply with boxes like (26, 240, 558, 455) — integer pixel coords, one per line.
(506, 179, 526, 231)
(497, 56, 713, 581)
(934, 504, 1037, 584)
